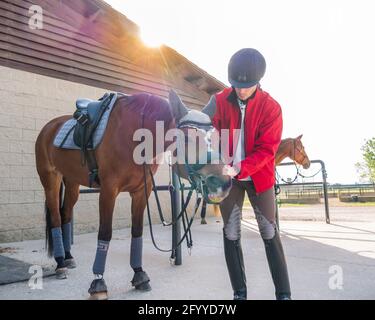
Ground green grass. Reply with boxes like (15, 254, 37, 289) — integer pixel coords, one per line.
(243, 200, 309, 207)
(277, 203, 311, 207)
(244, 198, 375, 207)
(332, 202, 375, 207)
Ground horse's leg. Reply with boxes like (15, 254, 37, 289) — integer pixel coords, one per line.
(200, 200, 208, 224)
(61, 180, 80, 269)
(43, 171, 68, 279)
(88, 185, 118, 300)
(129, 187, 152, 291)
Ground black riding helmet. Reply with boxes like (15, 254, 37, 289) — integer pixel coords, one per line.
(228, 48, 266, 88)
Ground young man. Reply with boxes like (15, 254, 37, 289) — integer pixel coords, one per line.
(202, 48, 291, 300)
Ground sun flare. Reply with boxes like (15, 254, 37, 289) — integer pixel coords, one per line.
(140, 27, 164, 47)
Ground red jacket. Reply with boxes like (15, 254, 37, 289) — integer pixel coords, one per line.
(212, 87, 283, 194)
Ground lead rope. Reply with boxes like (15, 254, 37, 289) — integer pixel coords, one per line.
(144, 165, 200, 253)
(149, 166, 198, 229)
(140, 96, 200, 253)
(177, 174, 195, 251)
(275, 160, 323, 209)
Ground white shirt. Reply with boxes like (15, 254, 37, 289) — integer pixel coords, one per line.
(233, 99, 251, 181)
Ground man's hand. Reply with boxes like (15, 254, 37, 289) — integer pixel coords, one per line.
(222, 165, 240, 178)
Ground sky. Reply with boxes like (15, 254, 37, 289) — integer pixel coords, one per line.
(104, 0, 375, 184)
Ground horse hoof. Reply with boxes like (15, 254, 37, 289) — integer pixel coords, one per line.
(88, 292, 108, 300)
(131, 271, 151, 291)
(201, 218, 207, 224)
(88, 279, 108, 300)
(136, 281, 152, 291)
(55, 267, 68, 280)
(64, 258, 77, 269)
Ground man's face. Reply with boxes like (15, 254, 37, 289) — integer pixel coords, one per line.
(234, 84, 258, 100)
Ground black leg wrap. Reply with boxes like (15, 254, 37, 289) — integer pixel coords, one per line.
(54, 256, 68, 279)
(63, 251, 77, 269)
(65, 251, 73, 260)
(55, 256, 65, 269)
(223, 231, 247, 300)
(263, 231, 291, 300)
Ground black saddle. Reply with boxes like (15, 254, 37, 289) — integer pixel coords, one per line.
(73, 93, 114, 149)
(72, 93, 115, 187)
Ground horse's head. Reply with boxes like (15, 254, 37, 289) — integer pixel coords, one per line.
(291, 135, 311, 169)
(168, 90, 232, 204)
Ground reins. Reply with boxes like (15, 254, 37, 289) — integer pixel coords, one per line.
(140, 95, 204, 257)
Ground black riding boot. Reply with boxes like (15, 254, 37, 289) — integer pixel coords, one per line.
(223, 231, 247, 300)
(263, 231, 291, 300)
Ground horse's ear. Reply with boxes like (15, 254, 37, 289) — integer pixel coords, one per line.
(169, 89, 189, 121)
(296, 134, 303, 140)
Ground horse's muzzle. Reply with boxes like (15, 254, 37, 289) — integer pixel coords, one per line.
(203, 175, 232, 204)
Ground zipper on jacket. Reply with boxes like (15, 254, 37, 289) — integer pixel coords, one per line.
(243, 102, 247, 153)
(236, 106, 241, 161)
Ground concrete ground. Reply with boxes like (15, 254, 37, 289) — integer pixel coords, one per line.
(0, 205, 374, 300)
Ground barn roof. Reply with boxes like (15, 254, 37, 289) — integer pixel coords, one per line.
(0, 0, 226, 108)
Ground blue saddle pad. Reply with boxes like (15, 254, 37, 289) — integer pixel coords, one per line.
(53, 93, 118, 150)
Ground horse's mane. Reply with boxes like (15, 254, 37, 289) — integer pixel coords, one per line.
(280, 137, 293, 144)
(124, 93, 175, 125)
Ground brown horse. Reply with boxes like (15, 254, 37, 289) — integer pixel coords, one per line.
(275, 135, 310, 168)
(35, 90, 232, 299)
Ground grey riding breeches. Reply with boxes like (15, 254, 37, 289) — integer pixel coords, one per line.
(220, 179, 277, 241)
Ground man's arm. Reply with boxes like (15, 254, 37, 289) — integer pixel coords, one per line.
(235, 102, 283, 179)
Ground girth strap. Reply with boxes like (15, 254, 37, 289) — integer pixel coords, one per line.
(73, 92, 116, 188)
(85, 149, 100, 188)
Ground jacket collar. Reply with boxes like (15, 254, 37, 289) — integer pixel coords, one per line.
(227, 86, 258, 106)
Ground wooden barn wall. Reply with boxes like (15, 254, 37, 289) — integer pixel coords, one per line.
(0, 0, 212, 109)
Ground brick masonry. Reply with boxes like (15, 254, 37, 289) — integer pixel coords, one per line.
(0, 66, 214, 243)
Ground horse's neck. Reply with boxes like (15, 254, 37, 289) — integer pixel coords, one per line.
(276, 139, 293, 165)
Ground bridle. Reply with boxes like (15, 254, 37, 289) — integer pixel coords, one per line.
(292, 138, 309, 165)
(139, 96, 204, 256)
(176, 119, 222, 204)
(276, 138, 311, 185)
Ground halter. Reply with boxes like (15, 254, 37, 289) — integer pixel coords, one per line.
(177, 119, 221, 204)
(275, 139, 308, 185)
(292, 139, 308, 165)
(140, 96, 202, 255)
(276, 139, 317, 185)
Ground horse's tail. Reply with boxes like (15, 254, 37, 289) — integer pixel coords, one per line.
(45, 181, 64, 257)
(45, 202, 53, 257)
